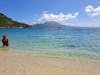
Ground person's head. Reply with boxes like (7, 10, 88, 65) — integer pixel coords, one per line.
(2, 35, 6, 39)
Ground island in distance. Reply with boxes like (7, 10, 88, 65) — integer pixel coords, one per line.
(33, 21, 100, 29)
(0, 13, 100, 29)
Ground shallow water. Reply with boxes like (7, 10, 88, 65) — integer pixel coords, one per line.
(0, 28, 100, 60)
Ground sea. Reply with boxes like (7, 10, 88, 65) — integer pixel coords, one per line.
(0, 28, 100, 61)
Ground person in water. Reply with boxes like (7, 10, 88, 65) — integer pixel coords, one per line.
(1, 36, 9, 47)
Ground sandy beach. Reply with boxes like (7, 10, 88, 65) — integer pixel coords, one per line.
(0, 50, 100, 75)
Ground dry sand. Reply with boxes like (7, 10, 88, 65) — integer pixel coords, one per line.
(0, 50, 100, 75)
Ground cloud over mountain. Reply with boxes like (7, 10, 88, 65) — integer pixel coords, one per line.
(38, 11, 79, 23)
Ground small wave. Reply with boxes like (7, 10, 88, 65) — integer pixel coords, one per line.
(55, 38, 65, 39)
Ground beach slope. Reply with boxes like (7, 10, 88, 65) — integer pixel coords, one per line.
(0, 51, 100, 75)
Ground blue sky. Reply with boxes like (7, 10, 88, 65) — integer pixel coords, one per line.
(0, 0, 100, 27)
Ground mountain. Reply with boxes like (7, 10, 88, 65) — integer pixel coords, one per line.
(33, 21, 100, 29)
(33, 21, 81, 29)
(0, 13, 31, 28)
(33, 21, 68, 29)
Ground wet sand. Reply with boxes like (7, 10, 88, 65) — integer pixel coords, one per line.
(0, 50, 100, 75)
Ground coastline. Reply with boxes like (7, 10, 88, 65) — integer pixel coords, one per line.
(0, 50, 100, 75)
(7, 48, 100, 62)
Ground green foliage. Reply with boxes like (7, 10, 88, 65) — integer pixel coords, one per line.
(0, 13, 31, 28)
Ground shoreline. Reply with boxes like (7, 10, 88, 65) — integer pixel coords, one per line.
(0, 50, 100, 75)
(1, 47, 100, 62)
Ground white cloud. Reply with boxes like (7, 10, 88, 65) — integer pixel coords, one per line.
(85, 5, 100, 17)
(38, 11, 79, 23)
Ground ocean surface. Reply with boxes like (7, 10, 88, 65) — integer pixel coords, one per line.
(0, 28, 100, 61)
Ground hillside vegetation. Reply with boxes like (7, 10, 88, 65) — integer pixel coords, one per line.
(0, 13, 31, 28)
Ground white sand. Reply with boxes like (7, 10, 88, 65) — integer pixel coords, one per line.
(0, 50, 100, 75)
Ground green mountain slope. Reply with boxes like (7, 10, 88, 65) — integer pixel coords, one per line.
(0, 13, 31, 28)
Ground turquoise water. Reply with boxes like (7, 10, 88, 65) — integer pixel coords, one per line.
(0, 28, 100, 61)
